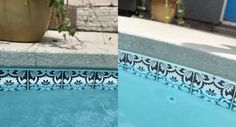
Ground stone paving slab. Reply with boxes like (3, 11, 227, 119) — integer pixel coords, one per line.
(0, 31, 117, 69)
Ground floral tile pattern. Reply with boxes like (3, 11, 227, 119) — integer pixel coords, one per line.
(191, 72, 235, 109)
(29, 70, 62, 91)
(94, 71, 118, 90)
(118, 51, 127, 71)
(0, 68, 117, 92)
(0, 70, 27, 91)
(126, 53, 158, 80)
(62, 71, 95, 90)
(158, 62, 194, 93)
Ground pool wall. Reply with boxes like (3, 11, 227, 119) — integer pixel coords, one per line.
(119, 34, 236, 112)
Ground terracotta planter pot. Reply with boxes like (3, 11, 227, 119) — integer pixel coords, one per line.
(151, 0, 177, 23)
(0, 0, 52, 42)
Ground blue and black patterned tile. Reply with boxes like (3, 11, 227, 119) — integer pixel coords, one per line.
(192, 72, 235, 109)
(62, 71, 95, 90)
(232, 95, 236, 112)
(229, 92, 236, 112)
(0, 70, 27, 91)
(230, 89, 236, 112)
(126, 53, 158, 80)
(29, 70, 62, 91)
(157, 62, 194, 93)
(118, 51, 127, 71)
(94, 71, 118, 90)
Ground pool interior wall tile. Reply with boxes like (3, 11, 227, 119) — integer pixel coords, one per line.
(233, 104, 236, 112)
(191, 72, 235, 109)
(62, 71, 95, 90)
(28, 70, 62, 91)
(0, 69, 27, 91)
(118, 51, 127, 71)
(232, 90, 236, 111)
(94, 71, 118, 90)
(126, 53, 158, 80)
(157, 62, 194, 93)
(119, 50, 236, 112)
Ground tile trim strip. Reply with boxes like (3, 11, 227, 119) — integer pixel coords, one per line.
(119, 50, 236, 85)
(0, 69, 118, 91)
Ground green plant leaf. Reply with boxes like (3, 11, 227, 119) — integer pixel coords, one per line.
(48, 0, 76, 37)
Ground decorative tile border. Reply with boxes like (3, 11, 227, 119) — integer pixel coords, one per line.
(158, 62, 194, 93)
(63, 71, 95, 90)
(94, 71, 118, 90)
(0, 69, 117, 91)
(29, 70, 62, 91)
(233, 96, 236, 112)
(191, 72, 235, 109)
(119, 50, 236, 112)
(0, 70, 27, 91)
(126, 53, 158, 80)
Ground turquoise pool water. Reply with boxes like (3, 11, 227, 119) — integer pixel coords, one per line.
(0, 90, 117, 127)
(119, 70, 236, 127)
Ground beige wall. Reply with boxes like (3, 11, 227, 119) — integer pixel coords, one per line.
(68, 0, 118, 6)
(49, 0, 118, 32)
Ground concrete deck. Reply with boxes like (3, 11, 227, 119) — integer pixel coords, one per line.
(0, 31, 117, 69)
(119, 16, 236, 81)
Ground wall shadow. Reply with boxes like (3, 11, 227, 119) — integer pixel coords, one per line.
(182, 42, 236, 56)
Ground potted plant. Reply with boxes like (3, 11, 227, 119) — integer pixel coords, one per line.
(176, 0, 185, 26)
(0, 0, 75, 42)
(150, 0, 185, 25)
(151, 0, 177, 23)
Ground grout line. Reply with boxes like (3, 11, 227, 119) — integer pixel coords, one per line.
(26, 70, 30, 90)
(92, 71, 97, 89)
(190, 72, 196, 94)
(155, 61, 160, 81)
(230, 86, 236, 110)
(115, 71, 118, 90)
(124, 52, 128, 71)
(61, 71, 64, 90)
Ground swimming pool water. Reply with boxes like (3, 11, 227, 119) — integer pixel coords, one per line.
(119, 70, 236, 127)
(0, 90, 117, 127)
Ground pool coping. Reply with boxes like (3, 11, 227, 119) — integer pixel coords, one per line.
(119, 33, 236, 82)
(119, 16, 236, 82)
(0, 31, 118, 70)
